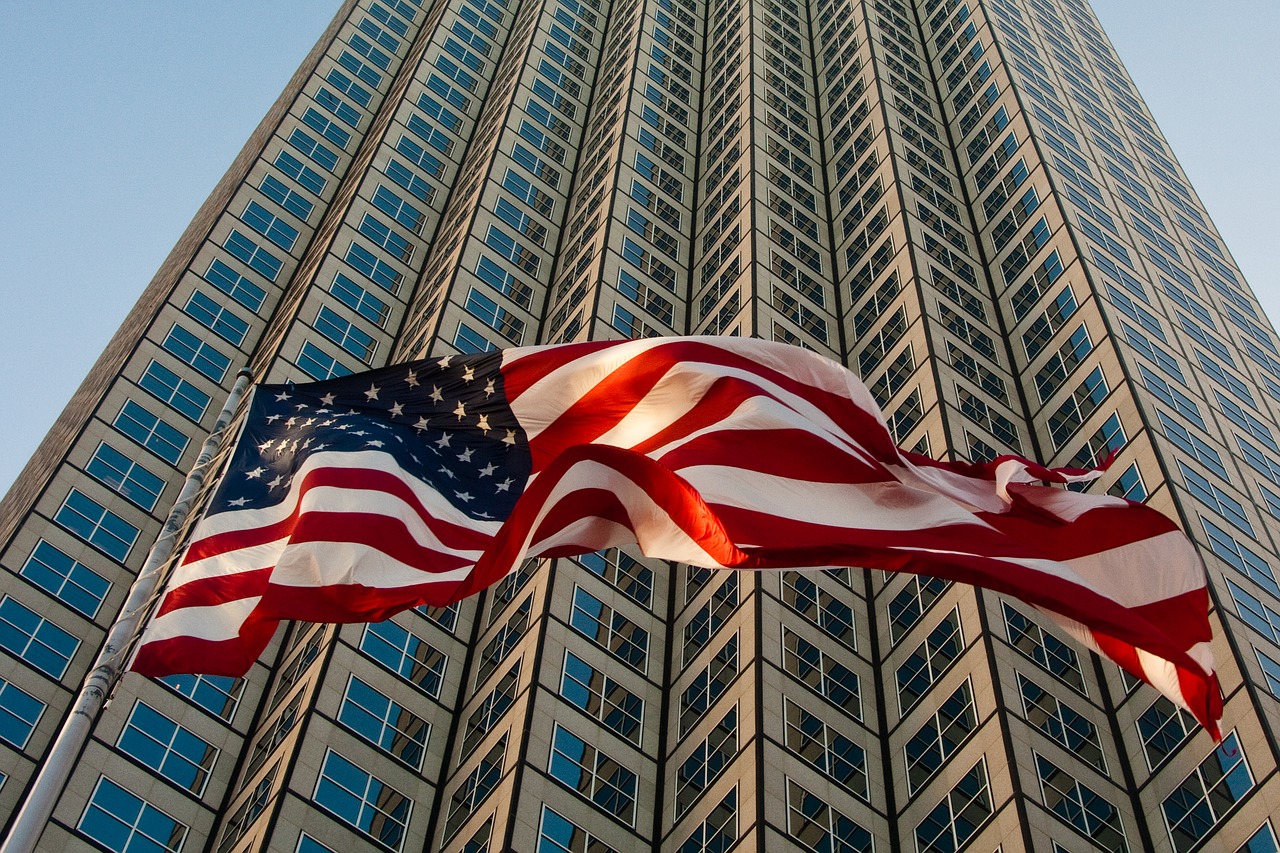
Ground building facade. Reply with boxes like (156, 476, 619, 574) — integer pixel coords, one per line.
(2, 0, 1279, 850)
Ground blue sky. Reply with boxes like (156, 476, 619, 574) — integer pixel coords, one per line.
(1, 1, 1277, 496)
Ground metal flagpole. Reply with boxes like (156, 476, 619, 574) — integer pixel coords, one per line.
(2, 368, 256, 853)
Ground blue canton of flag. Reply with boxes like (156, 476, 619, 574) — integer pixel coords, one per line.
(214, 352, 531, 521)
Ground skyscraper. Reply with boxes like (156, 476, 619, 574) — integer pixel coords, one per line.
(1, 0, 1277, 849)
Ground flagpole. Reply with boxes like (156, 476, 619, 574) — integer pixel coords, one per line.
(2, 368, 256, 853)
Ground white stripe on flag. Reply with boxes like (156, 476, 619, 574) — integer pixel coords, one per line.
(271, 540, 477, 589)
(141, 597, 262, 644)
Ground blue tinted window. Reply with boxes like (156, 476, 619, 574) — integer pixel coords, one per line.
(117, 702, 218, 794)
(225, 230, 284, 281)
(0, 675, 44, 748)
(0, 596, 80, 678)
(313, 750, 412, 850)
(316, 87, 363, 127)
(297, 834, 336, 853)
(1239, 822, 1278, 853)
(385, 159, 434, 202)
(79, 777, 188, 853)
(21, 540, 110, 617)
(395, 135, 445, 178)
(570, 587, 649, 671)
(55, 490, 138, 562)
(455, 321, 495, 354)
(326, 68, 373, 107)
(274, 149, 328, 195)
(338, 50, 384, 88)
(338, 676, 429, 768)
(114, 400, 188, 465)
(204, 259, 267, 313)
(288, 128, 340, 173)
(260, 174, 315, 221)
(315, 306, 377, 363)
(346, 242, 403, 292)
(140, 360, 210, 421)
(372, 184, 424, 233)
(360, 620, 446, 696)
(560, 650, 642, 744)
(297, 341, 354, 381)
(302, 107, 352, 150)
(87, 442, 165, 511)
(243, 200, 300, 251)
(331, 273, 390, 327)
(538, 805, 617, 853)
(160, 673, 243, 721)
(548, 725, 637, 824)
(162, 324, 230, 382)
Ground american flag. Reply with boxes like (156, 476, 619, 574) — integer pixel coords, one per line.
(131, 337, 1221, 736)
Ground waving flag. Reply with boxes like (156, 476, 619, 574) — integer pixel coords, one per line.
(130, 336, 1221, 736)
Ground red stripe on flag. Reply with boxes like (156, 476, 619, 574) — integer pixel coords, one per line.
(131, 612, 277, 678)
(155, 566, 273, 618)
(255, 572, 475, 626)
(702, 498, 1187, 566)
(184, 465, 489, 565)
(656, 428, 890, 484)
(519, 340, 900, 469)
(1176, 664, 1223, 741)
(501, 339, 620, 398)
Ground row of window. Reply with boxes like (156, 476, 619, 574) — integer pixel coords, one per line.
(303, 5, 507, 371)
(19, 675, 1257, 853)
(461, 0, 609, 351)
(28, 584, 1263, 852)
(12, 19, 392, 676)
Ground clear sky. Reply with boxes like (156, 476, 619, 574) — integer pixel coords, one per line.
(1, 1, 1277, 497)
